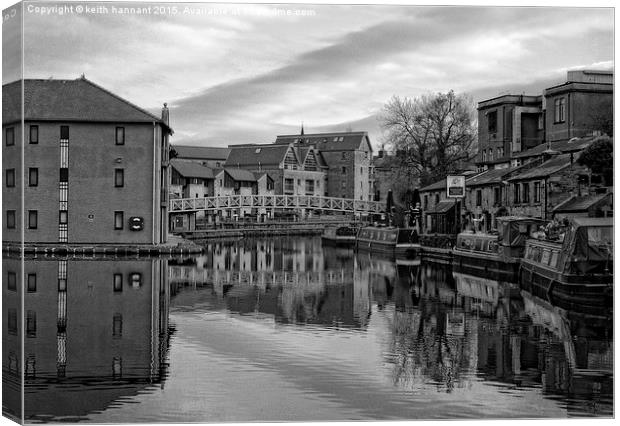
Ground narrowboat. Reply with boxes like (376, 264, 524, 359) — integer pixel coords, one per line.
(321, 225, 357, 247)
(452, 217, 547, 281)
(520, 217, 613, 312)
(355, 226, 420, 259)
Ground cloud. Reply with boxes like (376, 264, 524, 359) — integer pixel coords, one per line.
(6, 4, 613, 148)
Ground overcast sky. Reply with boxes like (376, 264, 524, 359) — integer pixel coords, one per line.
(2, 1, 614, 148)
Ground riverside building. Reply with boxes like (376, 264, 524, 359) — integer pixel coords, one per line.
(2, 77, 172, 245)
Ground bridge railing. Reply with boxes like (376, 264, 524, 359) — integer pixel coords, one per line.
(170, 195, 384, 214)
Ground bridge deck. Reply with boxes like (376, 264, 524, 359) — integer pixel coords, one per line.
(170, 195, 384, 214)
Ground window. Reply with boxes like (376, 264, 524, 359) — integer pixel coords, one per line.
(6, 210, 16, 229)
(476, 190, 482, 207)
(533, 181, 541, 203)
(494, 187, 502, 205)
(130, 273, 142, 288)
(489, 150, 493, 161)
(341, 152, 346, 160)
(5, 127, 14, 146)
(424, 195, 428, 210)
(27, 274, 37, 292)
(305, 179, 314, 194)
(115, 127, 125, 145)
(8, 309, 17, 335)
(58, 278, 67, 291)
(113, 313, 122, 338)
(523, 183, 530, 204)
(6, 169, 15, 187)
(114, 211, 124, 230)
(482, 150, 487, 162)
(28, 210, 37, 229)
(360, 167, 363, 175)
(341, 166, 347, 174)
(29, 168, 38, 187)
(59, 168, 68, 182)
(60, 126, 69, 140)
(113, 274, 123, 292)
(488, 111, 497, 133)
(554, 98, 566, 123)
(513, 183, 521, 204)
(284, 178, 294, 194)
(59, 210, 68, 224)
(26, 310, 36, 337)
(30, 125, 38, 144)
(7, 271, 16, 291)
(114, 169, 124, 187)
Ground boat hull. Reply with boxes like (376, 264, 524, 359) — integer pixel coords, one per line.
(452, 249, 520, 282)
(520, 259, 613, 315)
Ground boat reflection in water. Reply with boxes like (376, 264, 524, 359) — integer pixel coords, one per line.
(2, 256, 172, 423)
(2, 237, 613, 422)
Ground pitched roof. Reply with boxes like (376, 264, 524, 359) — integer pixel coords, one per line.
(511, 136, 596, 159)
(298, 147, 328, 168)
(225, 144, 291, 167)
(553, 193, 612, 213)
(508, 154, 572, 180)
(2, 78, 170, 130)
(419, 178, 448, 192)
(225, 168, 257, 182)
(465, 167, 514, 187)
(170, 160, 214, 179)
(171, 145, 230, 160)
(430, 200, 456, 213)
(275, 131, 372, 152)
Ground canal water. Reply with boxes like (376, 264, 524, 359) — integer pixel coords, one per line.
(3, 237, 613, 422)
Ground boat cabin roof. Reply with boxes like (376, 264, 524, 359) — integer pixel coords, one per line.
(571, 217, 613, 228)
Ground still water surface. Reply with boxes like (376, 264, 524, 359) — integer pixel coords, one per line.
(3, 237, 613, 422)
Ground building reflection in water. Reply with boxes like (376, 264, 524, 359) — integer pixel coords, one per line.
(2, 256, 171, 423)
(170, 238, 370, 328)
(373, 261, 613, 416)
(4, 236, 611, 421)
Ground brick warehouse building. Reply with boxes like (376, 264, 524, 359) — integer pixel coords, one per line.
(2, 77, 172, 245)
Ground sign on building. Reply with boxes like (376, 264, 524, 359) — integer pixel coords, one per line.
(446, 175, 465, 198)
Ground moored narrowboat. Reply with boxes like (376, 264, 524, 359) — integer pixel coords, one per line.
(519, 217, 613, 312)
(452, 217, 547, 281)
(355, 226, 420, 259)
(321, 225, 357, 247)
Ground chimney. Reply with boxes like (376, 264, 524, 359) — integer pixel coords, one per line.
(161, 103, 170, 126)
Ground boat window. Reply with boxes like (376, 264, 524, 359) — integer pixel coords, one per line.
(549, 251, 559, 268)
(488, 241, 498, 253)
(474, 239, 483, 251)
(541, 249, 550, 265)
(587, 227, 613, 247)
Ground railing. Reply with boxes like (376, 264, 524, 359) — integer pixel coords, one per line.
(169, 267, 354, 289)
(169, 195, 384, 214)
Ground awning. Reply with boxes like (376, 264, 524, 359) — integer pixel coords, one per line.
(429, 200, 456, 214)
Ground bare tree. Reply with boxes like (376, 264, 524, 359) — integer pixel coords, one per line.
(381, 91, 477, 187)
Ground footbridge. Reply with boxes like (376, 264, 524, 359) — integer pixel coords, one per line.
(169, 195, 384, 215)
(169, 267, 354, 295)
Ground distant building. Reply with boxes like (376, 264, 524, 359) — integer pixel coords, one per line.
(170, 159, 215, 199)
(477, 94, 543, 169)
(170, 145, 230, 168)
(274, 131, 373, 201)
(544, 70, 613, 142)
(476, 69, 613, 170)
(225, 143, 327, 197)
(507, 153, 591, 219)
(2, 77, 172, 245)
(372, 150, 402, 204)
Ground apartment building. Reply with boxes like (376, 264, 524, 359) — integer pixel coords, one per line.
(2, 77, 172, 245)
